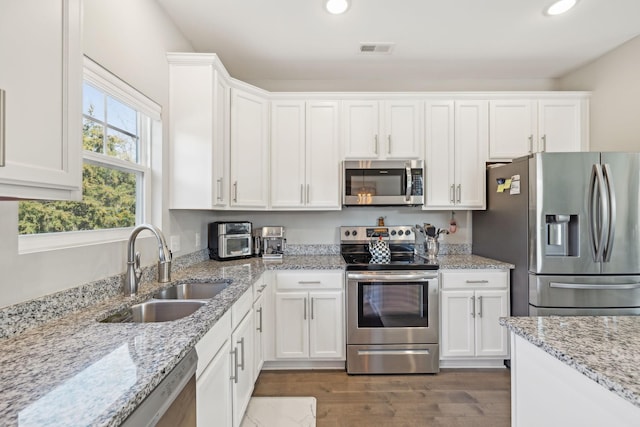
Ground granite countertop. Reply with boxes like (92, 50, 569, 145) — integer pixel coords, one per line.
(501, 316, 640, 409)
(0, 255, 344, 427)
(0, 252, 508, 426)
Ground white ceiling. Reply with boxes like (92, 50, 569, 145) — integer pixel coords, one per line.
(156, 0, 640, 83)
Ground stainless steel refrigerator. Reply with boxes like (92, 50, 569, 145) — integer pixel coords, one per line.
(473, 152, 640, 316)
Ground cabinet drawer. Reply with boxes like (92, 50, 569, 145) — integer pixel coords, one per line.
(253, 273, 269, 302)
(441, 270, 508, 290)
(276, 270, 343, 290)
(232, 286, 253, 329)
(195, 309, 231, 379)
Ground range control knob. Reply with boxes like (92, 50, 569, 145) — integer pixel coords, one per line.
(390, 230, 397, 236)
(398, 230, 404, 236)
(352, 230, 358, 236)
(344, 230, 350, 237)
(405, 229, 411, 236)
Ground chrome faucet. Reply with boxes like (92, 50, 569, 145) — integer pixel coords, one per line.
(125, 224, 172, 296)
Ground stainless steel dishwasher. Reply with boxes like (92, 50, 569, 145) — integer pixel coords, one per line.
(122, 348, 198, 427)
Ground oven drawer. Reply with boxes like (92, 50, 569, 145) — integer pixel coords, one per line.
(276, 270, 343, 290)
(347, 344, 439, 374)
(440, 270, 508, 290)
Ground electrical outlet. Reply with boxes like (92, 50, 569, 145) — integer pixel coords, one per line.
(195, 232, 201, 248)
(170, 235, 181, 252)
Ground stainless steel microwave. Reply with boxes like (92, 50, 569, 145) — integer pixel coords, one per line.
(343, 160, 424, 207)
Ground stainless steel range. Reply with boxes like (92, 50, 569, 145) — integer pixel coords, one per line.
(341, 226, 440, 374)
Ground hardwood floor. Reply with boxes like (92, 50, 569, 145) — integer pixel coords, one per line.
(252, 369, 511, 427)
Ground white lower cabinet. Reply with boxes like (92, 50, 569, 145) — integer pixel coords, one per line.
(231, 307, 254, 427)
(440, 270, 510, 367)
(274, 271, 344, 362)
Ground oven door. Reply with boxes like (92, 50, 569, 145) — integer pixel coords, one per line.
(346, 271, 439, 345)
(219, 234, 252, 258)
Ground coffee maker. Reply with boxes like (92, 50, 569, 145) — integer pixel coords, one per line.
(253, 226, 286, 260)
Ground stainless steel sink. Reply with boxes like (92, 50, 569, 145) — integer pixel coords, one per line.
(100, 300, 206, 323)
(152, 281, 230, 300)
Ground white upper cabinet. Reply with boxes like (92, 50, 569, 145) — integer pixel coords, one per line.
(489, 96, 589, 161)
(168, 53, 230, 209)
(342, 100, 422, 159)
(0, 0, 82, 200)
(270, 100, 340, 209)
(425, 100, 488, 210)
(230, 87, 269, 209)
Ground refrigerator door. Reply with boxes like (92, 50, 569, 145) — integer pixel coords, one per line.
(529, 274, 640, 312)
(530, 152, 601, 274)
(600, 152, 640, 274)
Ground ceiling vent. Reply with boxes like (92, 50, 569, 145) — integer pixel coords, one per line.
(359, 43, 395, 54)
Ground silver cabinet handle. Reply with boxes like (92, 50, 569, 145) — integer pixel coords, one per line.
(528, 135, 533, 154)
(217, 178, 223, 201)
(466, 280, 489, 284)
(230, 347, 239, 383)
(374, 135, 379, 154)
(541, 134, 547, 152)
(303, 297, 307, 320)
(257, 307, 263, 332)
(456, 184, 461, 203)
(471, 296, 476, 318)
(233, 181, 238, 202)
(387, 135, 391, 154)
(450, 185, 455, 204)
(237, 337, 245, 370)
(0, 89, 5, 167)
(300, 184, 304, 204)
(306, 184, 310, 204)
(257, 284, 267, 293)
(311, 297, 315, 320)
(477, 296, 482, 318)
(298, 281, 321, 285)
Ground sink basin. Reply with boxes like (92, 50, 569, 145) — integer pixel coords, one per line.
(100, 300, 206, 323)
(152, 281, 230, 300)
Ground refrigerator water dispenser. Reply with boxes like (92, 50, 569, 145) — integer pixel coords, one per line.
(545, 214, 578, 256)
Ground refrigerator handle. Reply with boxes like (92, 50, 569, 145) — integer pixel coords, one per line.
(588, 164, 608, 262)
(602, 163, 616, 262)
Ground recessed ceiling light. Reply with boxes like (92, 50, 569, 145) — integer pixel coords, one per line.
(325, 0, 349, 15)
(545, 0, 579, 16)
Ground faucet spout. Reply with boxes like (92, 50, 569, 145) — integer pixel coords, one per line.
(125, 224, 172, 297)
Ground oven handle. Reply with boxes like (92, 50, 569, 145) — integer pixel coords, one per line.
(347, 273, 438, 281)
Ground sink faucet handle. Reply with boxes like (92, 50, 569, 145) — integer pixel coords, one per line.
(134, 252, 143, 282)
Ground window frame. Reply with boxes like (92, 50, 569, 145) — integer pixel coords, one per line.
(18, 57, 161, 254)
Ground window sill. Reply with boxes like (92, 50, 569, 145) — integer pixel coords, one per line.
(18, 227, 134, 254)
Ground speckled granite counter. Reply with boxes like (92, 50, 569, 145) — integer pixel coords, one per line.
(439, 254, 513, 270)
(501, 316, 640, 408)
(0, 255, 343, 427)
(0, 252, 509, 426)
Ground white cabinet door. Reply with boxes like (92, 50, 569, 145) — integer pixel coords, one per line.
(230, 88, 269, 209)
(489, 100, 536, 160)
(253, 291, 266, 379)
(197, 340, 232, 427)
(441, 290, 475, 358)
(424, 101, 455, 208)
(0, 0, 82, 200)
(309, 291, 344, 359)
(475, 290, 509, 357)
(231, 311, 254, 427)
(454, 100, 488, 209)
(270, 100, 305, 208)
(342, 101, 379, 159)
(274, 292, 309, 359)
(383, 100, 422, 159)
(168, 55, 230, 209)
(537, 99, 583, 153)
(306, 101, 341, 209)
(425, 100, 487, 209)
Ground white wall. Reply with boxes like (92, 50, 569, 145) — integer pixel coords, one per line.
(0, 0, 196, 308)
(559, 35, 640, 151)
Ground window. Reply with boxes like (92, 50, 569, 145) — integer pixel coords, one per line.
(18, 58, 161, 252)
